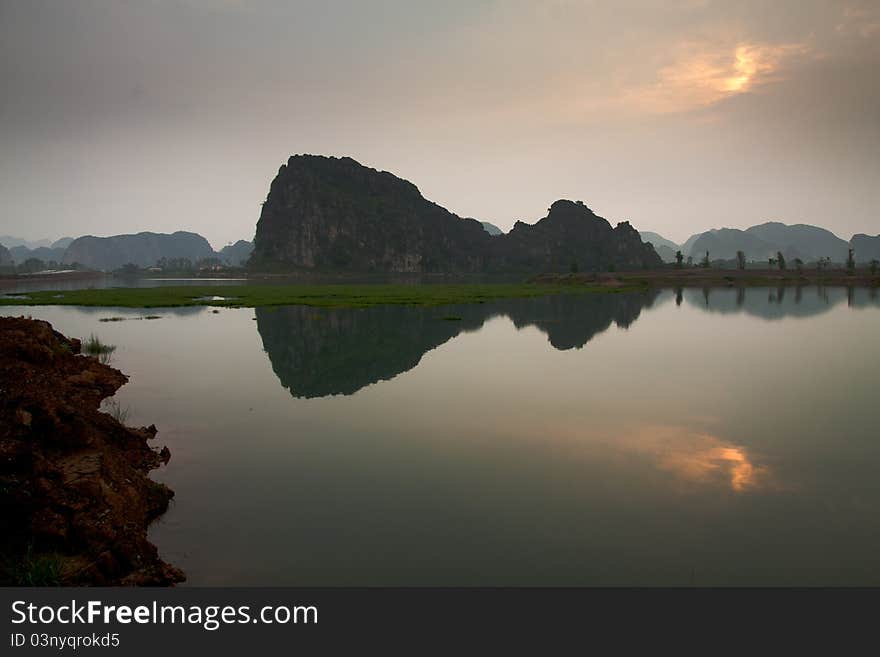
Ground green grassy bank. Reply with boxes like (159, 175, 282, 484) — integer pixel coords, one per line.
(0, 283, 635, 309)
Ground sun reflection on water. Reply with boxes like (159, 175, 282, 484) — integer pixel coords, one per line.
(628, 425, 772, 493)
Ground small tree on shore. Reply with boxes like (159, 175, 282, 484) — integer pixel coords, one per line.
(777, 251, 786, 270)
(700, 251, 710, 268)
(736, 250, 746, 270)
(686, 255, 693, 267)
(870, 259, 879, 276)
(794, 257, 803, 272)
(675, 250, 683, 269)
(847, 248, 855, 272)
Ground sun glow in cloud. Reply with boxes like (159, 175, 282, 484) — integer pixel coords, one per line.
(628, 41, 811, 113)
(723, 46, 761, 92)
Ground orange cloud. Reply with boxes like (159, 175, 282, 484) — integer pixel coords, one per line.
(625, 425, 773, 492)
(627, 41, 811, 113)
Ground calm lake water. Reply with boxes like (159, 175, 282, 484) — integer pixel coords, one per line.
(4, 286, 880, 585)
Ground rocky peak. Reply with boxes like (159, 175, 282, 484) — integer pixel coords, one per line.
(251, 155, 662, 273)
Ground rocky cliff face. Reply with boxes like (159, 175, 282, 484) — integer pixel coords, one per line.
(491, 200, 660, 272)
(252, 155, 491, 273)
(251, 155, 662, 273)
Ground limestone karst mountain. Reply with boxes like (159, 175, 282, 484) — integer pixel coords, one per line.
(250, 155, 662, 273)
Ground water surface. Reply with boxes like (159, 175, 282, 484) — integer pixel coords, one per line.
(5, 286, 879, 585)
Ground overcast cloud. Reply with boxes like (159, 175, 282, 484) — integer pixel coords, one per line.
(1, 0, 878, 247)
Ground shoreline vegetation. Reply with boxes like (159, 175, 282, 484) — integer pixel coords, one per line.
(0, 268, 877, 309)
(0, 282, 639, 309)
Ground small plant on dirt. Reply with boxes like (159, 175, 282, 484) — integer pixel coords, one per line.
(2, 545, 63, 586)
(83, 333, 116, 365)
(104, 399, 130, 424)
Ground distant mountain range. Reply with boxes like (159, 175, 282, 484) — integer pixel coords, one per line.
(62, 232, 215, 270)
(217, 240, 255, 267)
(2, 153, 877, 272)
(851, 234, 880, 262)
(0, 236, 54, 250)
(0, 233, 253, 271)
(250, 155, 660, 273)
(9, 245, 68, 264)
(646, 222, 872, 264)
(640, 232, 679, 263)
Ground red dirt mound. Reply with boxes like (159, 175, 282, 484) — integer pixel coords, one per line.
(0, 316, 183, 585)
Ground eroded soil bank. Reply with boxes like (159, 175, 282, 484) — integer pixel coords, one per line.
(0, 316, 183, 585)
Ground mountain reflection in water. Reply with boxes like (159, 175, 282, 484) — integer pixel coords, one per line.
(3, 286, 879, 585)
(255, 290, 660, 398)
(256, 285, 879, 399)
(682, 284, 878, 318)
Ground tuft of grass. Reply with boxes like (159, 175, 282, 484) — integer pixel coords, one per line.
(82, 333, 116, 365)
(2, 545, 63, 586)
(440, 315, 463, 321)
(104, 398, 130, 424)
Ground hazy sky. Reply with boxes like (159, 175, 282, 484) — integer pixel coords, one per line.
(1, 0, 878, 248)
